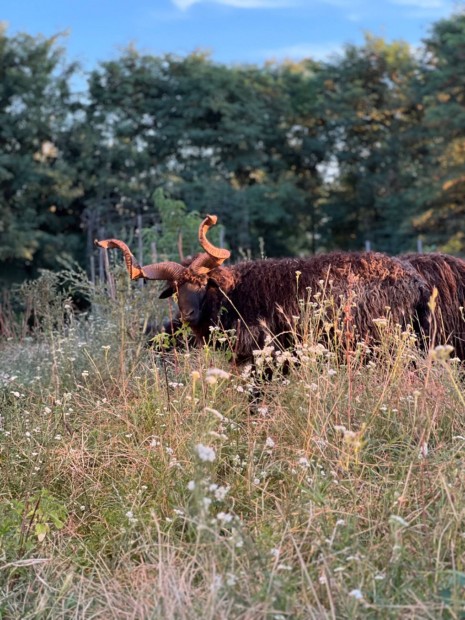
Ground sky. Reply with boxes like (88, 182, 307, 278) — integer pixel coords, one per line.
(1, 0, 460, 72)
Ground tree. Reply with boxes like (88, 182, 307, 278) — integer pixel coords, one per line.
(408, 13, 465, 253)
(0, 25, 82, 283)
(319, 35, 423, 253)
(84, 51, 328, 258)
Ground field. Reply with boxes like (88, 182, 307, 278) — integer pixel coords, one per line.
(1, 269, 465, 619)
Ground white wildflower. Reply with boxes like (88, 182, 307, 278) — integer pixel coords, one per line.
(418, 441, 428, 459)
(389, 514, 409, 527)
(217, 512, 233, 523)
(168, 381, 184, 388)
(349, 589, 363, 600)
(432, 344, 454, 361)
(195, 443, 216, 462)
(206, 368, 231, 380)
(309, 344, 327, 355)
(204, 407, 224, 420)
(125, 510, 137, 523)
(214, 485, 230, 501)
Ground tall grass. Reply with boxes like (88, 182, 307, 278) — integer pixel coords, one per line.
(1, 269, 464, 619)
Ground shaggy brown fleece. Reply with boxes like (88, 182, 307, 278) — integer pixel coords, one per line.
(402, 253, 465, 359)
(180, 252, 431, 364)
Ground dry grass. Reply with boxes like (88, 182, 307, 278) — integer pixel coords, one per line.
(1, 271, 465, 619)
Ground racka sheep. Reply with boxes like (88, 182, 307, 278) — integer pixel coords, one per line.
(402, 252, 465, 359)
(96, 216, 431, 364)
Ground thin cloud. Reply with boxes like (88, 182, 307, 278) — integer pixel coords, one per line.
(258, 42, 343, 62)
(389, 0, 454, 19)
(390, 0, 448, 7)
(172, 0, 298, 9)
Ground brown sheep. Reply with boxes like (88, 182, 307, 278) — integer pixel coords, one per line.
(96, 216, 432, 365)
(402, 253, 465, 359)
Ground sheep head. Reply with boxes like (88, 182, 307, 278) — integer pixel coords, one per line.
(95, 214, 230, 328)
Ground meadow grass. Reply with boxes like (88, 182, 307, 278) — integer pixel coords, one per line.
(1, 270, 465, 619)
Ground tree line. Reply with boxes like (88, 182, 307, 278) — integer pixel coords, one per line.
(1, 13, 465, 285)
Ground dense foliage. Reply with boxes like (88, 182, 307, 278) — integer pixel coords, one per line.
(1, 13, 465, 285)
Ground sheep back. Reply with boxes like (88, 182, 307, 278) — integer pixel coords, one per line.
(402, 253, 465, 359)
(192, 252, 431, 363)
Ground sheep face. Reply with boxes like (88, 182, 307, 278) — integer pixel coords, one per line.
(164, 278, 217, 328)
(176, 281, 206, 326)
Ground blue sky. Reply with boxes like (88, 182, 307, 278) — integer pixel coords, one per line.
(2, 0, 458, 70)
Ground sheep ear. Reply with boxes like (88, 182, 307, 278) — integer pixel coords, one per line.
(159, 286, 175, 299)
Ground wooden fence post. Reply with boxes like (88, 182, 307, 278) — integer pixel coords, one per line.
(137, 214, 144, 288)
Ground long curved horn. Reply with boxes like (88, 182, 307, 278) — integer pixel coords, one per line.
(95, 239, 144, 279)
(138, 262, 186, 281)
(189, 253, 224, 275)
(95, 239, 186, 282)
(198, 215, 231, 265)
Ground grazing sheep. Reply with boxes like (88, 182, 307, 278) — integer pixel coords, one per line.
(96, 216, 431, 365)
(402, 253, 465, 359)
